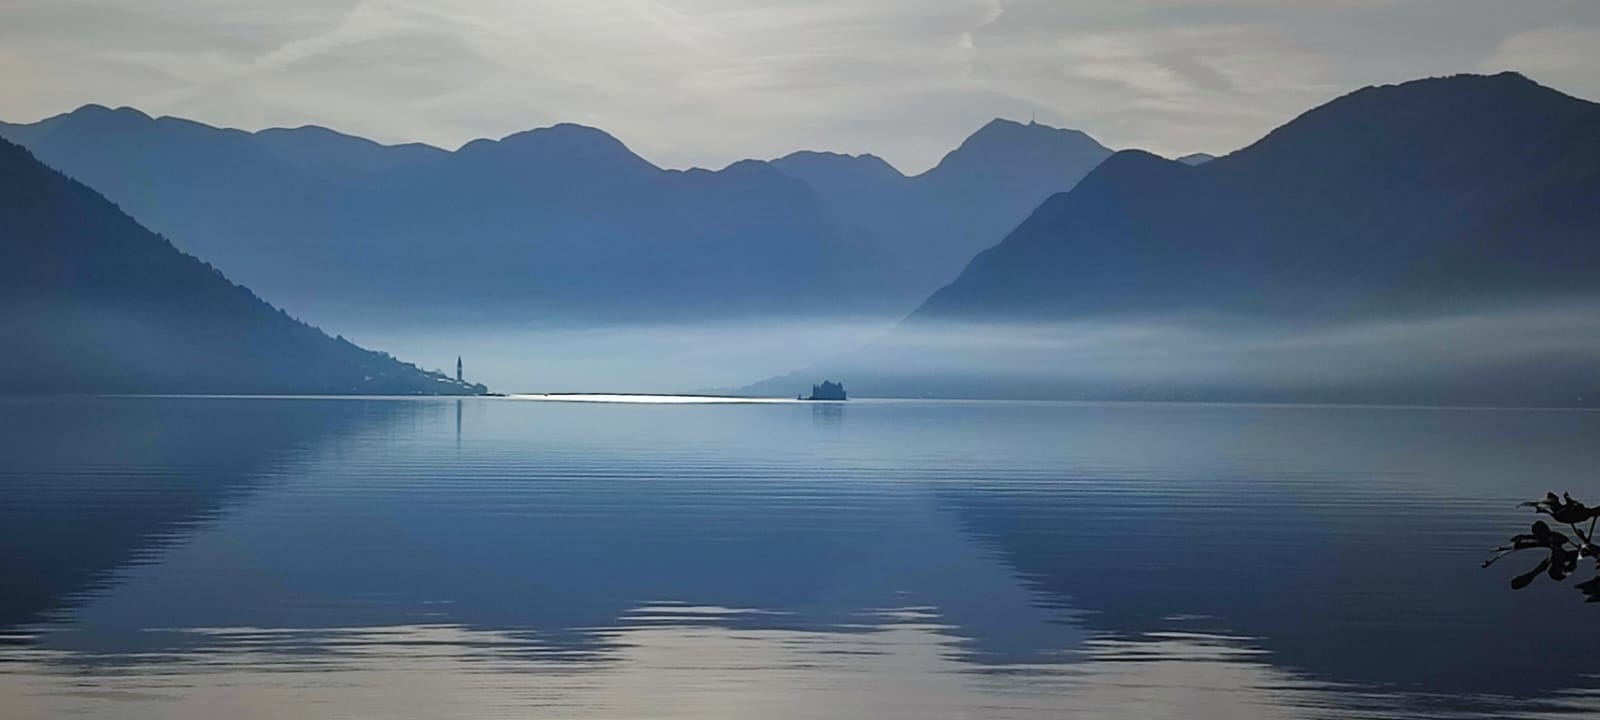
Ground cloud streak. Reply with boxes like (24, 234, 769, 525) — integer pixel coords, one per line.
(2, 1, 1598, 171)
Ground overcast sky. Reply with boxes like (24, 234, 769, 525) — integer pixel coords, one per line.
(3, 1, 1598, 173)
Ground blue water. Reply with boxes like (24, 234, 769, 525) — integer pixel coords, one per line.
(1, 396, 1597, 718)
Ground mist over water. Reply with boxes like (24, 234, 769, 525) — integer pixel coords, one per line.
(743, 302, 1600, 405)
(319, 303, 1590, 399)
(346, 317, 898, 393)
(381, 301, 1600, 403)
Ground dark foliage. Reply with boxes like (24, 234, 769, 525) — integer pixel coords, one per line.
(1485, 493, 1600, 602)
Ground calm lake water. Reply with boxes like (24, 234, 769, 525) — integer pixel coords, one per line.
(2, 396, 1598, 719)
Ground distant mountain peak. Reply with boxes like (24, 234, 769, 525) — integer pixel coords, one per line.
(1420, 70, 1534, 86)
(718, 158, 777, 173)
(923, 118, 1111, 181)
(708, 158, 805, 184)
(264, 124, 370, 142)
(965, 117, 1097, 145)
(779, 149, 896, 167)
(497, 123, 628, 148)
(49, 104, 155, 130)
(252, 124, 443, 153)
(1333, 71, 1555, 109)
(1066, 149, 1187, 192)
(771, 150, 907, 183)
(67, 103, 152, 120)
(251, 125, 448, 177)
(1232, 69, 1585, 170)
(460, 122, 653, 170)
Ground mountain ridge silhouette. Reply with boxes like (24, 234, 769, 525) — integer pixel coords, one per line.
(0, 135, 487, 395)
(0, 109, 1113, 329)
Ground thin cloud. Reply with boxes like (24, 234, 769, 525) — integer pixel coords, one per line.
(1, 0, 1598, 171)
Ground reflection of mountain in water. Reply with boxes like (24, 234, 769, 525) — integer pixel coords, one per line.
(7, 400, 1600, 718)
(0, 397, 428, 630)
(932, 406, 1600, 703)
(19, 400, 1082, 668)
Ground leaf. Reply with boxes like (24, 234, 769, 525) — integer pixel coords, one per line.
(1576, 576, 1600, 602)
(1513, 558, 1552, 590)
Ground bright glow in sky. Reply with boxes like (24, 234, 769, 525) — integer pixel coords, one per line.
(3, 1, 1599, 172)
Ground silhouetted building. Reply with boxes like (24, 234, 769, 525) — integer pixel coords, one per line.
(457, 356, 463, 383)
(803, 381, 847, 401)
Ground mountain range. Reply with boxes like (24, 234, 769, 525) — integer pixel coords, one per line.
(916, 71, 1600, 322)
(0, 110, 1111, 331)
(748, 72, 1600, 406)
(5, 71, 1596, 402)
(770, 120, 1112, 298)
(0, 135, 486, 395)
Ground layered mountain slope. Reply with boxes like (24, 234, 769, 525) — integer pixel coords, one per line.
(916, 72, 1600, 322)
(0, 137, 485, 395)
(770, 120, 1113, 293)
(0, 108, 863, 325)
(0, 111, 1110, 329)
(750, 73, 1600, 405)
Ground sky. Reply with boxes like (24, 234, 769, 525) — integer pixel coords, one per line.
(3, 1, 1599, 173)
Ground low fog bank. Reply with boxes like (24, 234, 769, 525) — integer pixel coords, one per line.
(333, 302, 1600, 405)
(742, 303, 1600, 407)
(344, 318, 899, 394)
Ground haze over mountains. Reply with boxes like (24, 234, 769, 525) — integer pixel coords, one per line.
(771, 120, 1112, 297)
(750, 73, 1600, 406)
(918, 72, 1600, 322)
(4, 71, 1597, 402)
(0, 110, 1110, 333)
(0, 136, 485, 395)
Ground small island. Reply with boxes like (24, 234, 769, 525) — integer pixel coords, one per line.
(800, 381, 847, 401)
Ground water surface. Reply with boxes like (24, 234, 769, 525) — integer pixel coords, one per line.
(1, 396, 1596, 718)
